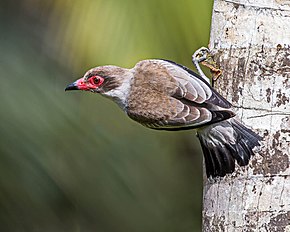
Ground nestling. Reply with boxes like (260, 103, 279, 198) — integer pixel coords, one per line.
(65, 58, 261, 177)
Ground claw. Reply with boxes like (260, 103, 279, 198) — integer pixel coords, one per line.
(192, 47, 222, 86)
(192, 47, 210, 63)
(192, 47, 211, 84)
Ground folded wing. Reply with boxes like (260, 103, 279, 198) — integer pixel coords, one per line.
(127, 59, 235, 130)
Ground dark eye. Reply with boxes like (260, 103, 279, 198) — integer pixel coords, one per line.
(89, 75, 104, 87)
(93, 77, 100, 84)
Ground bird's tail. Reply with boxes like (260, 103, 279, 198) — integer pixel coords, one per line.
(197, 118, 261, 177)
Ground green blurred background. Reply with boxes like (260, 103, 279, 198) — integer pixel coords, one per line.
(1, 0, 213, 231)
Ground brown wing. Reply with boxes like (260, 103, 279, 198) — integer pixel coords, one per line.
(127, 60, 235, 130)
(160, 59, 232, 108)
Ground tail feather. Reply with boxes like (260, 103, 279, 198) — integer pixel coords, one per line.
(197, 118, 262, 177)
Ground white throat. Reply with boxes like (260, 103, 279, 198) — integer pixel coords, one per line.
(103, 72, 133, 110)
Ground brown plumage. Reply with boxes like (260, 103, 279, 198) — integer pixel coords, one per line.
(65, 59, 261, 177)
(126, 60, 234, 130)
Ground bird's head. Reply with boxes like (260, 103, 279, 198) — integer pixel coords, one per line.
(65, 65, 132, 109)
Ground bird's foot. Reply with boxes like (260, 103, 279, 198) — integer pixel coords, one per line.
(192, 47, 210, 84)
(192, 47, 210, 64)
(192, 47, 222, 86)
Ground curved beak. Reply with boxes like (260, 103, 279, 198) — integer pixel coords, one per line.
(65, 81, 79, 91)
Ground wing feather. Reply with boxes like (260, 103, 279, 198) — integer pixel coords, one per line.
(161, 59, 232, 109)
(184, 82, 199, 101)
(128, 59, 235, 131)
(175, 105, 190, 118)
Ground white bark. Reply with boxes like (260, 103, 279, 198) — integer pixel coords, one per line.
(203, 0, 290, 231)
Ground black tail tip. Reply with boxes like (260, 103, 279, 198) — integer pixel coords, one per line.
(198, 119, 262, 178)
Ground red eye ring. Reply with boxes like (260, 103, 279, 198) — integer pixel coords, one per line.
(89, 76, 104, 87)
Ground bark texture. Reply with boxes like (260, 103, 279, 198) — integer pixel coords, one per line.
(203, 0, 290, 231)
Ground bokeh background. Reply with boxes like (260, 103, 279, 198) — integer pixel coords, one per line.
(1, 0, 213, 231)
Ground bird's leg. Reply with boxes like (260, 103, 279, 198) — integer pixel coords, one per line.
(192, 47, 222, 87)
(192, 47, 211, 84)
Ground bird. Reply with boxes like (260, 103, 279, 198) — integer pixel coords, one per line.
(65, 55, 261, 177)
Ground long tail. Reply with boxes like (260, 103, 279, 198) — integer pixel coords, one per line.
(197, 118, 262, 177)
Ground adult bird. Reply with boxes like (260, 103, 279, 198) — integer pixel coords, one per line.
(65, 49, 261, 177)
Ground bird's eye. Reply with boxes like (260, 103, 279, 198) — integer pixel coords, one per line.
(89, 75, 104, 87)
(93, 77, 100, 84)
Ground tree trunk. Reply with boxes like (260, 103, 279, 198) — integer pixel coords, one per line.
(202, 0, 290, 231)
